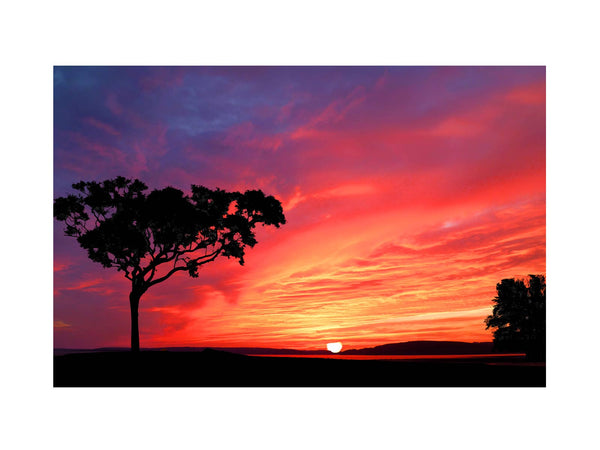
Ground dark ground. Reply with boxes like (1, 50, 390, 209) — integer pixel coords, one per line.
(54, 349, 545, 387)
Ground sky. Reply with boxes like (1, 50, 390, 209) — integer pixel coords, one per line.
(53, 66, 545, 350)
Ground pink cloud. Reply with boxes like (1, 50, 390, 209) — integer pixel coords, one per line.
(66, 131, 126, 163)
(291, 85, 367, 140)
(105, 93, 123, 116)
(139, 68, 185, 91)
(222, 121, 283, 152)
(82, 117, 121, 136)
(505, 81, 546, 105)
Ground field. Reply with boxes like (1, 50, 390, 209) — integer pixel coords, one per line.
(54, 349, 545, 387)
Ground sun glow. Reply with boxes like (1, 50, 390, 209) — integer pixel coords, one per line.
(327, 342, 343, 353)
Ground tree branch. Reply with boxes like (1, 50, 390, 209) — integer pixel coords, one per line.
(147, 266, 189, 288)
(144, 264, 157, 284)
(147, 248, 222, 287)
(140, 237, 215, 278)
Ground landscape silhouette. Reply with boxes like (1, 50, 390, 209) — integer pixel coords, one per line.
(54, 177, 545, 387)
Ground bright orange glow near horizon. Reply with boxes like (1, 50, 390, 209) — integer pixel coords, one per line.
(54, 67, 545, 350)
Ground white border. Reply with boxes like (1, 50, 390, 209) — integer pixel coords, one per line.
(3, 1, 599, 449)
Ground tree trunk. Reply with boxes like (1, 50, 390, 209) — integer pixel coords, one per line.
(129, 291, 141, 352)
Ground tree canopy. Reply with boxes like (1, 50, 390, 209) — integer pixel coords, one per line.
(485, 274, 546, 360)
(54, 176, 286, 350)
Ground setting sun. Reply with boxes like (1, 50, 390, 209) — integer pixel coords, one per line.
(327, 342, 343, 353)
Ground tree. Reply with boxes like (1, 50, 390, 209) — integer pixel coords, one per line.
(54, 176, 286, 351)
(485, 274, 546, 360)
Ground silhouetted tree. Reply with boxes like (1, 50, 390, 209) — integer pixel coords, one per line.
(54, 176, 286, 351)
(485, 274, 546, 360)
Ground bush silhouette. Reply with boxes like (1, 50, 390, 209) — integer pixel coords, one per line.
(54, 176, 286, 351)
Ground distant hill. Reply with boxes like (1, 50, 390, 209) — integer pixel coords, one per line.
(341, 341, 494, 355)
(55, 341, 494, 356)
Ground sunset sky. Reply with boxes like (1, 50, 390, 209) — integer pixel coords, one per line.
(53, 66, 545, 350)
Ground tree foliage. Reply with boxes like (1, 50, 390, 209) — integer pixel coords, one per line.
(54, 176, 286, 350)
(485, 274, 546, 360)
